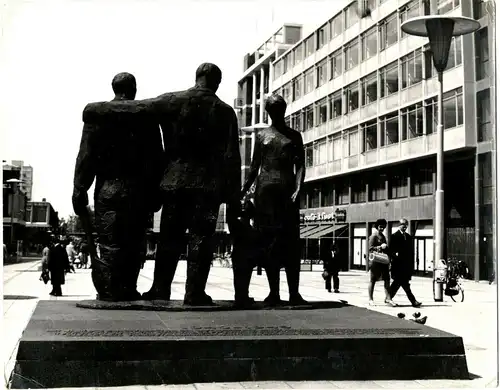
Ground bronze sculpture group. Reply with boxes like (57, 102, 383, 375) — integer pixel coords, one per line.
(73, 63, 306, 306)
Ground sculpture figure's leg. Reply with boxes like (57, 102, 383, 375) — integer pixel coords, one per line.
(232, 248, 255, 305)
(284, 224, 307, 305)
(143, 192, 187, 301)
(183, 192, 219, 305)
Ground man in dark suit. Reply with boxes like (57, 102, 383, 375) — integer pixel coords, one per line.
(389, 218, 421, 307)
(83, 63, 241, 306)
(73, 72, 164, 301)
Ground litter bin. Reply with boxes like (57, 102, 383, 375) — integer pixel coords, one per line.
(433, 259, 447, 302)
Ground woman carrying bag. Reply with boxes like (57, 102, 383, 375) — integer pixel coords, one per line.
(367, 219, 396, 307)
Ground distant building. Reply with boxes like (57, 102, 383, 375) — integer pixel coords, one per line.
(23, 199, 60, 254)
(4, 160, 33, 200)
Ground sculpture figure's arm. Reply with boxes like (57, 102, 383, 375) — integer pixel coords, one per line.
(224, 110, 242, 204)
(292, 133, 305, 203)
(241, 132, 262, 197)
(82, 94, 176, 123)
(72, 122, 99, 216)
(149, 123, 166, 212)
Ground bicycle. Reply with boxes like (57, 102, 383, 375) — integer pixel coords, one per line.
(444, 257, 468, 303)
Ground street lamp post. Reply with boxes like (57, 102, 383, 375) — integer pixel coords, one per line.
(6, 178, 23, 254)
(401, 16, 480, 301)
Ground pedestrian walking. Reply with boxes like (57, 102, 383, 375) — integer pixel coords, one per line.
(321, 240, 340, 293)
(66, 240, 77, 273)
(48, 238, 71, 296)
(389, 218, 421, 307)
(368, 219, 396, 307)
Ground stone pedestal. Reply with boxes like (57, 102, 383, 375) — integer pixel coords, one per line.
(11, 300, 469, 388)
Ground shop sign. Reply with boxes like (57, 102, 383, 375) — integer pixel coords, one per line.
(300, 208, 347, 223)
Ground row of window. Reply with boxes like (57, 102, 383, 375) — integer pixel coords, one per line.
(273, 0, 460, 80)
(275, 37, 462, 111)
(301, 88, 463, 166)
(299, 165, 434, 209)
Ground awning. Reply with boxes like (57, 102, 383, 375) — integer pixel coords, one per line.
(299, 224, 319, 237)
(301, 224, 329, 239)
(303, 224, 348, 239)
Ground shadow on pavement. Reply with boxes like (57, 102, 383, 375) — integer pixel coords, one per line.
(3, 295, 38, 300)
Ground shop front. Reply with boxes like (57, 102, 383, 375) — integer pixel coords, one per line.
(299, 208, 348, 271)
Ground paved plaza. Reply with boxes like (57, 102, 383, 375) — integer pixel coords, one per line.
(2, 259, 498, 389)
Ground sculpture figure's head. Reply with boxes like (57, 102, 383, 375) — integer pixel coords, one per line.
(195, 63, 222, 92)
(111, 72, 137, 100)
(265, 94, 287, 122)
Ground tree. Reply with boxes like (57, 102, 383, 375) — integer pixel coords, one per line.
(65, 207, 95, 234)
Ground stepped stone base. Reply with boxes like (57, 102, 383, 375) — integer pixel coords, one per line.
(11, 300, 469, 388)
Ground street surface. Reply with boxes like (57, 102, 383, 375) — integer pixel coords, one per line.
(2, 259, 498, 389)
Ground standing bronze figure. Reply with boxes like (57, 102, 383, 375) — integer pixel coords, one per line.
(82, 64, 241, 306)
(73, 72, 164, 301)
(241, 94, 307, 305)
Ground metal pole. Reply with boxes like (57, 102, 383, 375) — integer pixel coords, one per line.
(433, 70, 445, 301)
(10, 190, 14, 245)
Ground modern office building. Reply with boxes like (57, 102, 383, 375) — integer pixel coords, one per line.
(236, 0, 496, 281)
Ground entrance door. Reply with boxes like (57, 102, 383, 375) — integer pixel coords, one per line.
(353, 238, 362, 269)
(360, 238, 367, 267)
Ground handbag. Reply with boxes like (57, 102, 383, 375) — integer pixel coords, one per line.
(369, 252, 390, 265)
(39, 270, 50, 284)
(322, 270, 329, 280)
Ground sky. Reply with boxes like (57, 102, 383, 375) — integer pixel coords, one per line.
(0, 0, 342, 219)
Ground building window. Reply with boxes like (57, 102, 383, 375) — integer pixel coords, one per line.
(401, 49, 423, 89)
(344, 2, 358, 29)
(380, 61, 399, 97)
(294, 44, 303, 65)
(479, 153, 493, 204)
(321, 181, 334, 207)
(285, 116, 291, 127)
(379, 111, 399, 146)
(379, 13, 398, 51)
(330, 13, 343, 39)
(343, 128, 359, 157)
(329, 91, 342, 118)
(390, 173, 408, 199)
(316, 98, 328, 125)
(326, 136, 334, 161)
(370, 175, 386, 201)
(352, 177, 367, 203)
(317, 24, 327, 49)
(477, 89, 492, 142)
(475, 27, 489, 81)
(400, 0, 421, 38)
(285, 53, 293, 73)
(361, 27, 377, 61)
(474, 0, 488, 19)
(330, 50, 343, 79)
(412, 166, 433, 196)
(316, 59, 327, 87)
(304, 104, 314, 130)
(345, 39, 359, 70)
(332, 135, 342, 160)
(445, 36, 462, 71)
(305, 34, 315, 58)
(293, 75, 303, 101)
(291, 111, 303, 132)
(401, 103, 423, 140)
(437, 0, 460, 15)
(274, 60, 283, 79)
(319, 140, 329, 165)
(304, 67, 315, 95)
(424, 97, 437, 135)
(362, 120, 377, 152)
(336, 182, 350, 205)
(306, 146, 314, 167)
(282, 82, 291, 104)
(346, 82, 359, 112)
(361, 72, 377, 106)
(308, 187, 320, 208)
(443, 87, 463, 129)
